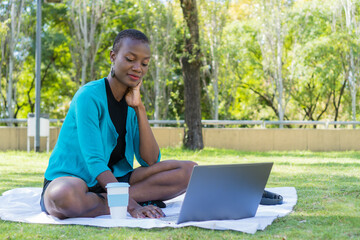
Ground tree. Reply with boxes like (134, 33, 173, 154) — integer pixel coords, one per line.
(6, 0, 25, 120)
(198, 0, 229, 120)
(67, 0, 108, 86)
(0, 0, 35, 121)
(286, 0, 335, 126)
(137, 0, 178, 122)
(258, 0, 288, 127)
(0, 8, 10, 117)
(179, 0, 204, 150)
(341, 0, 359, 127)
(219, 1, 291, 123)
(3, 0, 360, 126)
(12, 1, 77, 120)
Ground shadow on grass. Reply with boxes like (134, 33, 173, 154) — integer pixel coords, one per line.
(276, 162, 360, 168)
(162, 147, 360, 160)
(265, 215, 360, 238)
(0, 214, 359, 239)
(0, 163, 12, 167)
(5, 171, 44, 176)
(0, 172, 44, 193)
(239, 151, 360, 159)
(267, 171, 360, 199)
(0, 178, 42, 191)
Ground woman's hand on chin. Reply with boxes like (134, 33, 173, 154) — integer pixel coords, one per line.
(125, 80, 143, 108)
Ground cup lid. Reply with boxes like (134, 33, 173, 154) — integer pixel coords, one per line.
(106, 182, 130, 188)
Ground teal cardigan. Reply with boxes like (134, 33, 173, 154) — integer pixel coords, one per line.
(45, 78, 161, 187)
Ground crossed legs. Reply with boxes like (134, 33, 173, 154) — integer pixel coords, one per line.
(43, 160, 197, 219)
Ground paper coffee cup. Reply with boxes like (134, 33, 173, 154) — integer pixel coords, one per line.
(106, 182, 129, 219)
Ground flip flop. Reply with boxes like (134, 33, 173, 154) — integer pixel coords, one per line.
(138, 200, 166, 208)
(260, 190, 283, 205)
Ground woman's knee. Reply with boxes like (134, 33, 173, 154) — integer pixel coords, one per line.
(45, 179, 87, 218)
(182, 161, 197, 175)
(162, 159, 197, 170)
(177, 161, 197, 187)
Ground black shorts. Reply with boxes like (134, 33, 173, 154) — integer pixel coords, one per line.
(40, 171, 133, 214)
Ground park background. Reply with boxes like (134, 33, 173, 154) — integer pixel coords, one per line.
(0, 1, 360, 239)
(1, 0, 360, 130)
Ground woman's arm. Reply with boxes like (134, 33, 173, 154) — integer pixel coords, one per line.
(126, 81, 159, 166)
(75, 89, 113, 180)
(96, 171, 161, 218)
(134, 103, 159, 165)
(96, 170, 118, 190)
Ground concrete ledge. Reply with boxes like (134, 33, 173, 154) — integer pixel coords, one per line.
(0, 127, 359, 152)
(201, 128, 360, 151)
(0, 127, 60, 152)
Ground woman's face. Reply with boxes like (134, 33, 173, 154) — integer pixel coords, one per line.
(110, 37, 151, 88)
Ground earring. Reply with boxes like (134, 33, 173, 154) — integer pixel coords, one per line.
(111, 63, 115, 77)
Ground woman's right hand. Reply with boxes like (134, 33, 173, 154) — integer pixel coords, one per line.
(128, 204, 165, 218)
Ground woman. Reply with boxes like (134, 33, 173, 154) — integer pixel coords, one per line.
(40, 29, 197, 219)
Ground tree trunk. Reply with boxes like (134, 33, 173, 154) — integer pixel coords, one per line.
(7, 1, 15, 120)
(80, 0, 88, 86)
(81, 49, 88, 86)
(0, 38, 4, 115)
(349, 49, 356, 128)
(89, 33, 102, 81)
(154, 52, 160, 126)
(275, 0, 284, 128)
(342, 0, 357, 128)
(0, 9, 8, 117)
(210, 32, 219, 120)
(181, 56, 203, 150)
(212, 59, 219, 121)
(180, 0, 204, 150)
(332, 76, 347, 127)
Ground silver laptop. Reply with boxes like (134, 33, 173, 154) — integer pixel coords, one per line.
(174, 162, 273, 224)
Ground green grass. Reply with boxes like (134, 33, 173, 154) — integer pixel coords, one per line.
(0, 148, 359, 239)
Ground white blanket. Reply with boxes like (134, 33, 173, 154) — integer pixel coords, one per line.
(0, 187, 297, 234)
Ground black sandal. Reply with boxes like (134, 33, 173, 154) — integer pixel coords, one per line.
(138, 200, 166, 208)
(260, 190, 283, 205)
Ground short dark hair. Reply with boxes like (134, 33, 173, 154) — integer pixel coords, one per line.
(112, 29, 149, 53)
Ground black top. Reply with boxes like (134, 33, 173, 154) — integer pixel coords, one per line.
(105, 78, 128, 171)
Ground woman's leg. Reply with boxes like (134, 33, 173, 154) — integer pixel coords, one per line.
(43, 176, 109, 219)
(43, 160, 197, 219)
(129, 160, 197, 203)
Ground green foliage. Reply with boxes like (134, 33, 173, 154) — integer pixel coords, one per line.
(1, 0, 360, 123)
(134, 0, 186, 120)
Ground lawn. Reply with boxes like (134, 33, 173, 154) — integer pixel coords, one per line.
(0, 148, 359, 239)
